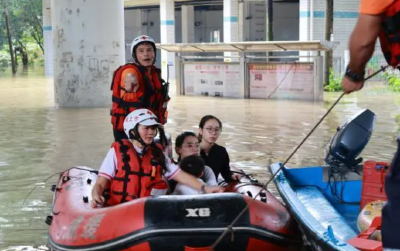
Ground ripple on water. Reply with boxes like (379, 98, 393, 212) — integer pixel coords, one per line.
(2, 246, 49, 251)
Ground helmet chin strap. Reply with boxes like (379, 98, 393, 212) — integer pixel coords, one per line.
(131, 127, 150, 147)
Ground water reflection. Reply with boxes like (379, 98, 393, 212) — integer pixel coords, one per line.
(0, 66, 399, 249)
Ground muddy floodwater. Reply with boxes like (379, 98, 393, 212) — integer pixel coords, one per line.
(0, 67, 399, 250)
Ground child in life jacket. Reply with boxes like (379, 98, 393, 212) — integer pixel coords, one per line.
(91, 109, 224, 207)
(172, 155, 208, 195)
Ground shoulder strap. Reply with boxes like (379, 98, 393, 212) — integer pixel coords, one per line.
(155, 66, 169, 100)
(138, 66, 154, 108)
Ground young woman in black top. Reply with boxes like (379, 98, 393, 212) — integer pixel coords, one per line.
(198, 115, 240, 182)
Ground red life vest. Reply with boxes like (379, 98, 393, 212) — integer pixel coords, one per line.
(107, 140, 169, 206)
(110, 63, 170, 133)
(380, 0, 400, 68)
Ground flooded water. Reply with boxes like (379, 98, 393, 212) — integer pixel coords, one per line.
(0, 66, 399, 250)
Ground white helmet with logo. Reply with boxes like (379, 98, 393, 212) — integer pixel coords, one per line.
(130, 35, 157, 64)
(123, 109, 163, 139)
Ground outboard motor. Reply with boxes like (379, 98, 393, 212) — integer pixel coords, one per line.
(324, 109, 376, 173)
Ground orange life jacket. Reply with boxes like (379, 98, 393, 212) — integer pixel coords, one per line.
(110, 64, 170, 132)
(107, 140, 169, 206)
(380, 0, 400, 68)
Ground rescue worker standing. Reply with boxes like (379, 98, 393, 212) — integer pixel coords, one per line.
(340, 0, 399, 249)
(110, 35, 170, 141)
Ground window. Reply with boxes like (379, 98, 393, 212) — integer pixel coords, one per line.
(210, 30, 220, 43)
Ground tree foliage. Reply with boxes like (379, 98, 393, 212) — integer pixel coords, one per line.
(0, 0, 43, 67)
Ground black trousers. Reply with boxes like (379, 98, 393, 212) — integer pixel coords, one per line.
(382, 134, 400, 249)
(113, 130, 128, 142)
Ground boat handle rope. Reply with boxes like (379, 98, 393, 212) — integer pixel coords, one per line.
(23, 167, 98, 206)
(208, 65, 389, 251)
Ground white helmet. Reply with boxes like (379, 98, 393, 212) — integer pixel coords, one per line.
(130, 35, 156, 63)
(123, 109, 163, 139)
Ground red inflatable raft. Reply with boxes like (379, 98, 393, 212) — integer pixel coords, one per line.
(46, 166, 302, 251)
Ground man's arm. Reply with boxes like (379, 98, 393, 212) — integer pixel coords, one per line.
(347, 13, 384, 74)
(121, 68, 140, 94)
(342, 13, 384, 93)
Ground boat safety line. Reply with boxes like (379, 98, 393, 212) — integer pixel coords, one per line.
(23, 166, 97, 206)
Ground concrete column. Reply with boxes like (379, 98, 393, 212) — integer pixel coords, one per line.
(160, 0, 176, 81)
(238, 2, 244, 42)
(299, 0, 311, 62)
(300, 0, 326, 62)
(43, 0, 53, 76)
(223, 0, 239, 62)
(182, 5, 194, 43)
(313, 55, 324, 101)
(51, 0, 125, 107)
(310, 0, 314, 40)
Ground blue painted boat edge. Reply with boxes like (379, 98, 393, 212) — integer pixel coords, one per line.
(269, 163, 359, 251)
(280, 164, 362, 204)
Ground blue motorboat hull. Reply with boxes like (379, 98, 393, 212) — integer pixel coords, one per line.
(269, 163, 365, 251)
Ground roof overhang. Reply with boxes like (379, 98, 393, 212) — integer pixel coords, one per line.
(125, 0, 299, 8)
(124, 0, 210, 8)
(155, 41, 338, 53)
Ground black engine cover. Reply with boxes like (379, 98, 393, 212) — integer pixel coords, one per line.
(325, 109, 376, 167)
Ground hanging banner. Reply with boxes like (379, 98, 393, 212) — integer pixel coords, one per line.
(183, 63, 242, 98)
(249, 63, 314, 100)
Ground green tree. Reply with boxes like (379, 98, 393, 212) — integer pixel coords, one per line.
(0, 0, 42, 68)
(1, 0, 16, 74)
(12, 0, 43, 52)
